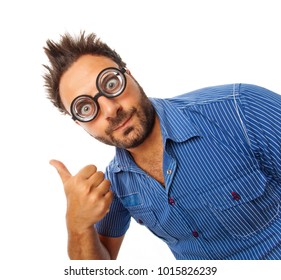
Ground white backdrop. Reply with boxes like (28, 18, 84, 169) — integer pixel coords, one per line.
(1, 0, 280, 278)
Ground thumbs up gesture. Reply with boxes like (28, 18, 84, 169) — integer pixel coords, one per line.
(50, 160, 113, 232)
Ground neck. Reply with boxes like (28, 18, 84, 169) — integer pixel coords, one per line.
(127, 116, 163, 161)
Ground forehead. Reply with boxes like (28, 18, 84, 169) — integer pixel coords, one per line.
(59, 55, 119, 111)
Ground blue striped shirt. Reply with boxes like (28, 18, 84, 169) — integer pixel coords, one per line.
(96, 83, 281, 259)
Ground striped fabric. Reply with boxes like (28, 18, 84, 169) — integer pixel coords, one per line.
(96, 84, 281, 259)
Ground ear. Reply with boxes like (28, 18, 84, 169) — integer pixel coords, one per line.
(125, 68, 132, 76)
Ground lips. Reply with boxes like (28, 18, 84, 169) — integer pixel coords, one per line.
(112, 113, 133, 131)
(106, 108, 137, 136)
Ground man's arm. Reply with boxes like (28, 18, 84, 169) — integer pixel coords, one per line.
(50, 159, 123, 260)
(67, 226, 124, 260)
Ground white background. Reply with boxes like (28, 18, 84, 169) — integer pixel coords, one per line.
(0, 0, 280, 278)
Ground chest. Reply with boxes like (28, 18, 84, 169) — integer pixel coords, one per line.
(137, 154, 165, 186)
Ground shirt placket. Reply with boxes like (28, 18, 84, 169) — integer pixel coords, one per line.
(162, 148, 210, 254)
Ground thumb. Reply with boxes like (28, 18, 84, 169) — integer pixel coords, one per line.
(49, 159, 72, 184)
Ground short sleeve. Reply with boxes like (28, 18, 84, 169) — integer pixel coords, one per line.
(238, 84, 281, 180)
(95, 169, 131, 237)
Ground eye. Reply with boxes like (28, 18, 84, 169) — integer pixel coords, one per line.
(80, 104, 91, 115)
(97, 68, 126, 97)
(71, 95, 99, 122)
(74, 97, 97, 118)
(77, 102, 93, 116)
(103, 75, 121, 94)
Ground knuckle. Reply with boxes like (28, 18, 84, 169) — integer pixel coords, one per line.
(77, 164, 97, 178)
(103, 179, 111, 186)
(100, 181, 110, 191)
(73, 177, 89, 190)
(90, 172, 105, 186)
(87, 164, 97, 172)
(100, 179, 111, 190)
(89, 192, 99, 203)
(95, 171, 105, 179)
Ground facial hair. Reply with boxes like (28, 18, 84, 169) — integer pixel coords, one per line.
(94, 85, 156, 149)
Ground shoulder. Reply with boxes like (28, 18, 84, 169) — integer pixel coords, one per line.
(236, 84, 281, 105)
(168, 84, 236, 106)
(105, 157, 121, 175)
(164, 83, 280, 112)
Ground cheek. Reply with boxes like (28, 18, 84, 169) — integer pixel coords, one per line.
(122, 87, 142, 106)
(124, 76, 140, 96)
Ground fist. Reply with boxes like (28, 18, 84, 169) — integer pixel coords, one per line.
(50, 159, 113, 232)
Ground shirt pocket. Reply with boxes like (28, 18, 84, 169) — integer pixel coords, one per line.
(120, 193, 178, 245)
(199, 167, 280, 239)
(132, 209, 179, 245)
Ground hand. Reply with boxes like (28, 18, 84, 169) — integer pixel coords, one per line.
(50, 159, 113, 232)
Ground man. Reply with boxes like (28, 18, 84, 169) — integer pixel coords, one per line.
(44, 31, 281, 260)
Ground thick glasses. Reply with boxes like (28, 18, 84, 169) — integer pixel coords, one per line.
(70, 67, 127, 122)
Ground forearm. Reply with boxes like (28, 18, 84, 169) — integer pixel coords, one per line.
(67, 226, 111, 260)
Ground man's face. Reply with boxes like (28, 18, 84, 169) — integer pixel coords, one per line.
(59, 55, 155, 149)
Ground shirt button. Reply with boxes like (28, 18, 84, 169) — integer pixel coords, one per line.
(138, 219, 144, 225)
(231, 191, 241, 201)
(168, 197, 175, 205)
(192, 230, 199, 238)
(167, 169, 173, 175)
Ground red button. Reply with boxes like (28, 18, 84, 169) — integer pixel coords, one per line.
(231, 191, 241, 201)
(192, 230, 199, 238)
(168, 197, 175, 205)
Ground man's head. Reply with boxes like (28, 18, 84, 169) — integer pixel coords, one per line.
(43, 31, 126, 115)
(43, 32, 155, 149)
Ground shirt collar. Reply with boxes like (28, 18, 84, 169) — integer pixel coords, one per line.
(110, 97, 201, 172)
(150, 98, 201, 143)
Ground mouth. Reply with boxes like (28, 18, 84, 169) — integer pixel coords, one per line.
(112, 111, 135, 132)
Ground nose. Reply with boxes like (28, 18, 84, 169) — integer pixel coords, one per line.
(97, 96, 121, 119)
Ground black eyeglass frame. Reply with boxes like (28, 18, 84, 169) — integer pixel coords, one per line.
(70, 67, 127, 122)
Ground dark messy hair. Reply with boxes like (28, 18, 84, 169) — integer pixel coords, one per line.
(43, 31, 126, 114)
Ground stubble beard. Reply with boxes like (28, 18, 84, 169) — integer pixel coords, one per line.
(94, 86, 156, 149)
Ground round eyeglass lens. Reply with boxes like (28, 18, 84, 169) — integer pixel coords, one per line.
(97, 68, 126, 97)
(71, 95, 98, 122)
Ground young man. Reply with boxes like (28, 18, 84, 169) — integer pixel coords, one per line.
(44, 31, 281, 260)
